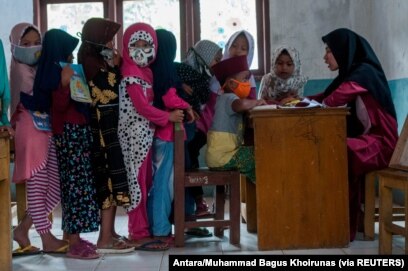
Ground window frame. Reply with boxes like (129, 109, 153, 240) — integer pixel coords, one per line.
(34, 0, 270, 79)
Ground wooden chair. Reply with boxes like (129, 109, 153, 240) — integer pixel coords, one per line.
(173, 123, 241, 247)
(377, 116, 408, 254)
(363, 171, 404, 240)
(378, 168, 407, 254)
(363, 116, 408, 241)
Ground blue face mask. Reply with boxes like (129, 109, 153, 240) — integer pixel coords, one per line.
(13, 44, 42, 66)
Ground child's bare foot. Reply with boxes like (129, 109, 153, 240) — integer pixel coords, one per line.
(41, 232, 69, 253)
(13, 224, 31, 248)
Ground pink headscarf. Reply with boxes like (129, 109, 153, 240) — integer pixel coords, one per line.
(121, 22, 157, 83)
(9, 22, 41, 116)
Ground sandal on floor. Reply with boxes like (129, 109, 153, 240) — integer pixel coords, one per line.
(12, 245, 42, 257)
(134, 240, 169, 251)
(66, 241, 100, 260)
(43, 243, 69, 254)
(185, 227, 213, 238)
(79, 238, 97, 250)
(97, 239, 134, 254)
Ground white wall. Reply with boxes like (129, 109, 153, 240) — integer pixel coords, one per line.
(0, 0, 33, 70)
(269, 0, 408, 80)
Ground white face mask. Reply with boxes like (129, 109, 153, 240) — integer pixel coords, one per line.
(13, 44, 42, 66)
(100, 48, 113, 60)
(129, 47, 155, 67)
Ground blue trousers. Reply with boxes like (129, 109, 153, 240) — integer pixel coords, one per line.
(148, 138, 174, 236)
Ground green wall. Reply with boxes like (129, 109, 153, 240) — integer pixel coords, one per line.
(303, 78, 408, 133)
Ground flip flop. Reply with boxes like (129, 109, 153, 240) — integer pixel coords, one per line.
(12, 245, 42, 257)
(134, 240, 169, 251)
(97, 239, 134, 254)
(185, 227, 213, 238)
(43, 243, 69, 254)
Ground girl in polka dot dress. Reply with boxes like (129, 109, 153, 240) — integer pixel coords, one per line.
(118, 23, 184, 249)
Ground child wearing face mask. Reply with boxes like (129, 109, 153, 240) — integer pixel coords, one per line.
(9, 23, 68, 256)
(118, 23, 183, 251)
(259, 46, 308, 105)
(205, 55, 266, 183)
(77, 17, 133, 254)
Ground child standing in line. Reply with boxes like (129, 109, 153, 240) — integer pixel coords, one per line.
(118, 23, 183, 251)
(206, 55, 266, 182)
(9, 23, 68, 255)
(148, 28, 195, 239)
(175, 39, 222, 218)
(259, 46, 308, 104)
(35, 29, 100, 259)
(77, 17, 133, 254)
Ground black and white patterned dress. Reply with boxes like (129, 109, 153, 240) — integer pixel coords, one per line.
(118, 76, 155, 212)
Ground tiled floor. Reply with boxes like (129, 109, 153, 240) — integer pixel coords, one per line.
(12, 202, 406, 271)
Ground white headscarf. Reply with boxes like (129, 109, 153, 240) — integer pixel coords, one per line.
(210, 30, 256, 94)
(259, 46, 308, 100)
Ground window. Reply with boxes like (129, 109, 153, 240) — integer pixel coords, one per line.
(45, 1, 105, 62)
(122, 0, 181, 61)
(34, 0, 269, 77)
(199, 0, 259, 69)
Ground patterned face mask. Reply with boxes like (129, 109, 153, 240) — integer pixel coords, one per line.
(129, 47, 155, 67)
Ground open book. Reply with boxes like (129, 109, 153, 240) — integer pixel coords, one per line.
(253, 98, 322, 110)
(59, 62, 92, 103)
(277, 97, 322, 109)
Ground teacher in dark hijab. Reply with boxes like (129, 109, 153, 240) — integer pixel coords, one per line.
(310, 28, 398, 242)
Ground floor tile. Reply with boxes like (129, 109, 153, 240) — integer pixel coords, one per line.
(12, 203, 405, 271)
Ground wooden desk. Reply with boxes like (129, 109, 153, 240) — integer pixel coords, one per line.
(0, 131, 12, 270)
(250, 107, 349, 250)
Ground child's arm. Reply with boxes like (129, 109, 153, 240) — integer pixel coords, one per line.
(126, 84, 183, 126)
(52, 65, 74, 113)
(232, 98, 267, 113)
(163, 87, 195, 122)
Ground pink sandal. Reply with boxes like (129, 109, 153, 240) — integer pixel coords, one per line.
(66, 241, 100, 260)
(80, 238, 97, 250)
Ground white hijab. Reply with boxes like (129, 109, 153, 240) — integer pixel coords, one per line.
(210, 30, 256, 94)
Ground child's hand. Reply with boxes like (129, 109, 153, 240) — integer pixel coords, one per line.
(113, 49, 122, 67)
(185, 107, 196, 123)
(169, 109, 184, 123)
(182, 83, 193, 96)
(279, 96, 300, 106)
(256, 99, 267, 106)
(276, 90, 298, 101)
(61, 65, 74, 87)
